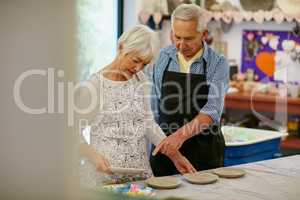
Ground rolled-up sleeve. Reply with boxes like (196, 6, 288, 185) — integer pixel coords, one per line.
(200, 56, 229, 123)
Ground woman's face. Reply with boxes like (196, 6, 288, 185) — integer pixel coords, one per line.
(119, 51, 150, 77)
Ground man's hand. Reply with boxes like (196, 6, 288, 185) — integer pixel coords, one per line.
(169, 152, 197, 174)
(152, 131, 186, 156)
(152, 113, 213, 156)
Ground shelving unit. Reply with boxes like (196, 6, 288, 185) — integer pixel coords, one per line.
(206, 9, 300, 24)
(145, 9, 300, 24)
(225, 92, 300, 115)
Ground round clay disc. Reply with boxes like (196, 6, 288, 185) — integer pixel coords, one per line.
(183, 172, 218, 184)
(145, 176, 181, 189)
(213, 168, 246, 178)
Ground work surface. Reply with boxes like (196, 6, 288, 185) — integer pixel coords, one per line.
(154, 155, 300, 200)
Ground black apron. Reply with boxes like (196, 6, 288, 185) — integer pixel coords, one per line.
(150, 58, 225, 176)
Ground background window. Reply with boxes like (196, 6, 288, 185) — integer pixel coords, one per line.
(77, 0, 120, 81)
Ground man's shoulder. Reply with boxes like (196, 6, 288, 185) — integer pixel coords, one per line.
(204, 45, 229, 77)
(153, 45, 176, 72)
(205, 45, 228, 69)
(159, 45, 176, 57)
(206, 45, 225, 62)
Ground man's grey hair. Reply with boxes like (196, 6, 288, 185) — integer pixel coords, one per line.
(118, 25, 159, 62)
(171, 4, 207, 32)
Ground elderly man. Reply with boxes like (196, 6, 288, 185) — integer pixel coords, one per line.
(150, 4, 229, 176)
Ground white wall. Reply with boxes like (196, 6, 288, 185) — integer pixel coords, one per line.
(123, 0, 142, 31)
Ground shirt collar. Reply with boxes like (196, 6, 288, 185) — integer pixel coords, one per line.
(178, 47, 203, 63)
(166, 41, 209, 63)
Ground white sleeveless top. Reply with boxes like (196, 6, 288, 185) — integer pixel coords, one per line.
(80, 71, 165, 187)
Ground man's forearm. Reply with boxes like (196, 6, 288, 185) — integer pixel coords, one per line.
(176, 112, 213, 141)
(165, 150, 181, 160)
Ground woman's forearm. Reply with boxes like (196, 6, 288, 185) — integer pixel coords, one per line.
(80, 143, 111, 173)
(80, 143, 97, 162)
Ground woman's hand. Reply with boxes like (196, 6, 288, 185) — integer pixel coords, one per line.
(90, 152, 112, 174)
(80, 143, 112, 174)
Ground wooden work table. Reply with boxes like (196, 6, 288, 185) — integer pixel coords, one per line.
(225, 92, 300, 115)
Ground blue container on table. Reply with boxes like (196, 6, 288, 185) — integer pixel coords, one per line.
(222, 126, 288, 166)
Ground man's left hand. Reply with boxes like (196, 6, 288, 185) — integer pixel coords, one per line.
(152, 132, 186, 156)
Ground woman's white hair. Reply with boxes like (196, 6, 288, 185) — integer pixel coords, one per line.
(171, 4, 207, 32)
(118, 25, 159, 62)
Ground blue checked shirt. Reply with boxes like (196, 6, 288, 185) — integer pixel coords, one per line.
(149, 42, 229, 124)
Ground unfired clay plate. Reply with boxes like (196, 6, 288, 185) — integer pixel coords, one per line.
(145, 176, 181, 189)
(183, 172, 219, 184)
(213, 168, 246, 178)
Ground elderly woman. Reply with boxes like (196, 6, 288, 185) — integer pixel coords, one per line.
(79, 25, 196, 187)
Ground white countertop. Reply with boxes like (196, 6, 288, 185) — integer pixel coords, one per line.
(154, 155, 300, 200)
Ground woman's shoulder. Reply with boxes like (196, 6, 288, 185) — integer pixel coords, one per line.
(135, 71, 153, 97)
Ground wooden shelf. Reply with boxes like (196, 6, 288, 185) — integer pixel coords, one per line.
(225, 92, 300, 115)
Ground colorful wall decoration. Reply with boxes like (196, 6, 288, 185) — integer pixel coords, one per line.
(241, 30, 300, 82)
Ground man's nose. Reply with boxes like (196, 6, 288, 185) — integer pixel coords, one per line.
(177, 39, 186, 49)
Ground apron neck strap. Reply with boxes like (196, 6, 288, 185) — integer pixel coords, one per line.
(166, 56, 207, 75)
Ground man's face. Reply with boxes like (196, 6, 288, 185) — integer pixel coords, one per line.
(171, 19, 203, 60)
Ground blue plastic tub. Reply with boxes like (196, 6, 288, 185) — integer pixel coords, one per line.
(222, 126, 288, 166)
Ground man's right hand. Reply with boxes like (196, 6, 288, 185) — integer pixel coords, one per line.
(168, 152, 197, 174)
